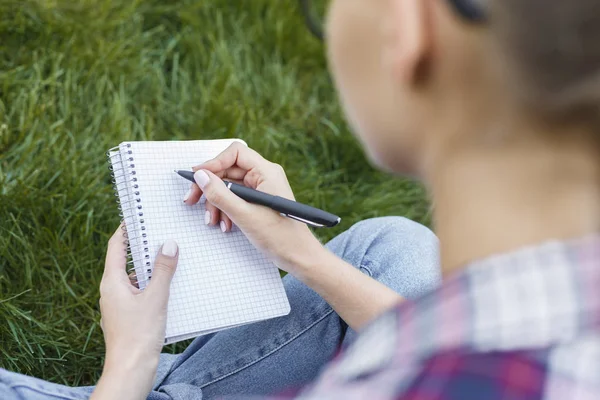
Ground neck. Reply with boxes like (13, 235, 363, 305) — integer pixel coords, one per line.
(428, 126, 600, 276)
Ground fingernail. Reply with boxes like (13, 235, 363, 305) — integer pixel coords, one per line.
(199, 194, 206, 204)
(205, 210, 211, 225)
(194, 170, 210, 189)
(220, 220, 227, 233)
(183, 188, 193, 203)
(162, 240, 178, 257)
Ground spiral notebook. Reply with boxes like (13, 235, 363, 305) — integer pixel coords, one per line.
(107, 139, 290, 344)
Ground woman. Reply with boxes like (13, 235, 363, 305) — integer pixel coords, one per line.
(2, 0, 599, 398)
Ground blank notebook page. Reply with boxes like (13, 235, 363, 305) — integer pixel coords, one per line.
(126, 140, 290, 344)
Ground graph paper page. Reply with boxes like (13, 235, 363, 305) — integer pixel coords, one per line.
(124, 140, 290, 344)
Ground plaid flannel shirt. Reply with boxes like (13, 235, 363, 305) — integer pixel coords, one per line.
(298, 235, 600, 399)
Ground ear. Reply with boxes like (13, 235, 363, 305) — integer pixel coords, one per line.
(384, 0, 433, 86)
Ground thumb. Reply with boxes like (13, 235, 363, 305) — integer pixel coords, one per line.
(146, 240, 178, 301)
(194, 169, 249, 221)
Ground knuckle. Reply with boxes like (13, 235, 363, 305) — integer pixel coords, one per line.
(99, 280, 107, 294)
(271, 162, 285, 175)
(231, 141, 243, 151)
(99, 298, 107, 314)
(247, 168, 263, 183)
(99, 278, 119, 297)
(99, 285, 112, 298)
(214, 158, 226, 171)
(153, 259, 173, 274)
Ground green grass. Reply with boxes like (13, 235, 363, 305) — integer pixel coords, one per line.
(0, 0, 429, 386)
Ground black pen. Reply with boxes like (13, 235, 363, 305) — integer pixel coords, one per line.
(175, 170, 341, 228)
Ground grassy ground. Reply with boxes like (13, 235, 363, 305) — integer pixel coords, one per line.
(0, 0, 429, 386)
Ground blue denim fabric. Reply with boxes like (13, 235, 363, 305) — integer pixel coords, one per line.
(0, 217, 441, 400)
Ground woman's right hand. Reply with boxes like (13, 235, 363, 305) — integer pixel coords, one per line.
(185, 142, 404, 331)
(183, 142, 325, 277)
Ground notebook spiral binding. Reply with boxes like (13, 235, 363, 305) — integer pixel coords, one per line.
(106, 143, 151, 288)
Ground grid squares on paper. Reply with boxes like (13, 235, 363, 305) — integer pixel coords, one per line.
(116, 140, 290, 343)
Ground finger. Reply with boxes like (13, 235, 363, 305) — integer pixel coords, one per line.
(216, 167, 248, 181)
(202, 176, 244, 208)
(193, 170, 250, 224)
(192, 142, 268, 174)
(215, 178, 244, 233)
(243, 162, 296, 200)
(220, 212, 233, 233)
(205, 202, 220, 227)
(206, 177, 244, 229)
(145, 240, 179, 302)
(183, 184, 202, 205)
(102, 225, 128, 281)
(184, 168, 246, 206)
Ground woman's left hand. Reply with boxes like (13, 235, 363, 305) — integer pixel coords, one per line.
(91, 226, 179, 400)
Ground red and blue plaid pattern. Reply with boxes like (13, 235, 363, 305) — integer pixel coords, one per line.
(299, 235, 600, 399)
(402, 350, 547, 400)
